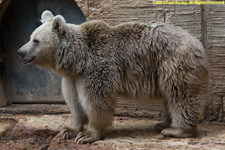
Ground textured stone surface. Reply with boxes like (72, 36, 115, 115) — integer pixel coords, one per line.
(10, 115, 70, 140)
(0, 104, 70, 115)
(207, 5, 225, 121)
(76, 0, 202, 38)
(0, 104, 161, 121)
(1, 114, 225, 150)
(33, 118, 225, 150)
(0, 118, 17, 139)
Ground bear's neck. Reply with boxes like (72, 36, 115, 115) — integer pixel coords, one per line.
(54, 26, 87, 77)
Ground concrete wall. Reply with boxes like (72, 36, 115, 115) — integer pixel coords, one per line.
(207, 5, 225, 120)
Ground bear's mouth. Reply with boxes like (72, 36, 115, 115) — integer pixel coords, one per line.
(22, 56, 36, 65)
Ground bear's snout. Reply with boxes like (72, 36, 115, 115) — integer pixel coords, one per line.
(17, 49, 24, 57)
(17, 49, 36, 65)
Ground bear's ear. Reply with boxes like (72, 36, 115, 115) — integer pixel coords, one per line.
(41, 10, 54, 23)
(52, 15, 66, 33)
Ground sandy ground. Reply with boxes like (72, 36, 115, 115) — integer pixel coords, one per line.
(0, 105, 225, 150)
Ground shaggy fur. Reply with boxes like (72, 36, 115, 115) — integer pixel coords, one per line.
(19, 10, 209, 144)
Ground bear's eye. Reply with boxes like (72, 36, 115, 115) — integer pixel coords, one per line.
(33, 39, 39, 44)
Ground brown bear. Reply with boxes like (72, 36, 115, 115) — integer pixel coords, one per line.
(18, 10, 209, 144)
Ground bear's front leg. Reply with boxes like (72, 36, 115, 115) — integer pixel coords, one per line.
(60, 77, 87, 140)
(75, 108, 115, 144)
(74, 93, 116, 144)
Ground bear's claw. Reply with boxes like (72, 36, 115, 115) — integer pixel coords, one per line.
(60, 126, 78, 140)
(75, 131, 101, 144)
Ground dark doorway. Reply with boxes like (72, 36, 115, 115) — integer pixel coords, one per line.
(0, 0, 86, 103)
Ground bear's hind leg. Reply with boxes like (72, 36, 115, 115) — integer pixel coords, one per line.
(161, 96, 200, 138)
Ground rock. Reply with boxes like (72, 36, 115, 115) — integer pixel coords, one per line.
(48, 135, 98, 150)
(0, 118, 17, 139)
(47, 117, 160, 150)
(0, 137, 50, 150)
(47, 117, 225, 150)
(1, 114, 225, 149)
(10, 114, 71, 145)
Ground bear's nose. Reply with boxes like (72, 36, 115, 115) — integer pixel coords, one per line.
(17, 50, 24, 57)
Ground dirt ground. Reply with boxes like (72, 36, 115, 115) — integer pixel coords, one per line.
(0, 105, 225, 150)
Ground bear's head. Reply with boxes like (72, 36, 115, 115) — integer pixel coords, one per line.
(18, 10, 67, 69)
